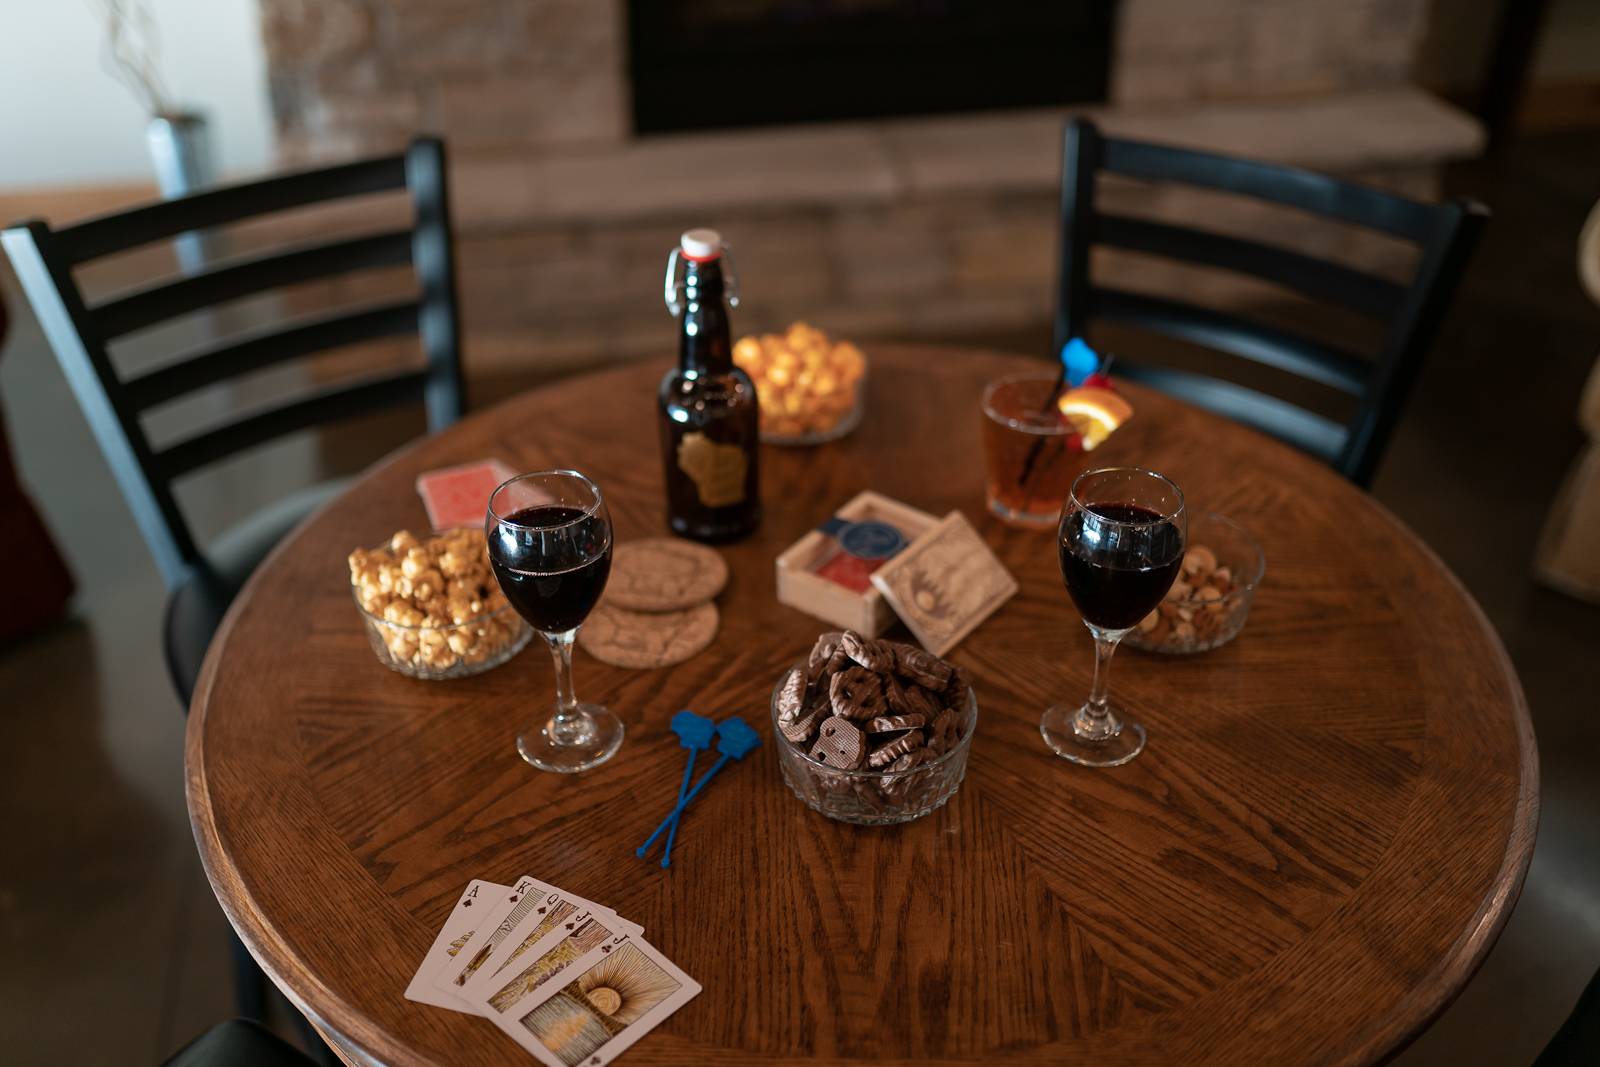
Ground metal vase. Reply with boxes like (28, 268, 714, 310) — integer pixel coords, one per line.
(146, 110, 219, 272)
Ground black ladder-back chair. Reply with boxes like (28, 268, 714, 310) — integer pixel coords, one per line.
(1053, 119, 1489, 487)
(2, 137, 464, 708)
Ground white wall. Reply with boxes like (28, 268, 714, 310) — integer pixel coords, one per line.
(0, 0, 273, 189)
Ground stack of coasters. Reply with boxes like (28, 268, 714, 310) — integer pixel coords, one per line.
(579, 539, 728, 668)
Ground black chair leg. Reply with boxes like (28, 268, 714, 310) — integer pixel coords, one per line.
(1533, 964, 1600, 1066)
(229, 931, 268, 1021)
(289, 1010, 340, 1067)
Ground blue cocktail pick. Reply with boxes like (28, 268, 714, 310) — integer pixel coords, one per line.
(1061, 336, 1100, 387)
(635, 710, 716, 862)
(635, 710, 717, 860)
(638, 716, 762, 868)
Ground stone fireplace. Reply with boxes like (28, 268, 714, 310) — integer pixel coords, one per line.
(259, 0, 1481, 382)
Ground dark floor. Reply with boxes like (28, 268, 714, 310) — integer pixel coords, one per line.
(2, 131, 1598, 1066)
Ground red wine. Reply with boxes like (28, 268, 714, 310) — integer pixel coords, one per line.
(1060, 502, 1184, 630)
(488, 504, 612, 634)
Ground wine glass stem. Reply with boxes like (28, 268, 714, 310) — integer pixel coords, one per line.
(543, 628, 587, 741)
(1079, 627, 1124, 739)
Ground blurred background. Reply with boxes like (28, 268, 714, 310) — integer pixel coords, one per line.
(1, 1, 1597, 1063)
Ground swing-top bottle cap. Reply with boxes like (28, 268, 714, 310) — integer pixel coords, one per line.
(679, 228, 724, 262)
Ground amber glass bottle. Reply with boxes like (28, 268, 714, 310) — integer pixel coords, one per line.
(658, 229, 761, 542)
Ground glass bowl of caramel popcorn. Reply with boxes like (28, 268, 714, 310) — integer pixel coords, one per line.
(733, 322, 867, 444)
(1124, 512, 1264, 655)
(348, 528, 533, 679)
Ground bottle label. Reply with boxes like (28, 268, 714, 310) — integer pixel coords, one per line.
(676, 432, 747, 508)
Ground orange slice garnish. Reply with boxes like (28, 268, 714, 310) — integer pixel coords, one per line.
(1057, 386, 1133, 450)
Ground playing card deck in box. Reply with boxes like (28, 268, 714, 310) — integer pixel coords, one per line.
(775, 490, 938, 637)
(777, 491, 1017, 652)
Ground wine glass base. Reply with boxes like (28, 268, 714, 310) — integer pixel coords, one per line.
(517, 704, 624, 773)
(1040, 704, 1146, 768)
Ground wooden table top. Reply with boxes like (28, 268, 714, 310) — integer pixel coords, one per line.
(186, 344, 1537, 1066)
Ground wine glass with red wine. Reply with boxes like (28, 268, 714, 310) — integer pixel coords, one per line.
(487, 470, 623, 773)
(1042, 466, 1186, 767)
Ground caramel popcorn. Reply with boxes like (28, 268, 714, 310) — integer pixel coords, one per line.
(732, 322, 867, 441)
(349, 528, 519, 675)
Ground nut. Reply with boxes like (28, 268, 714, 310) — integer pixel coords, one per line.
(1182, 545, 1217, 579)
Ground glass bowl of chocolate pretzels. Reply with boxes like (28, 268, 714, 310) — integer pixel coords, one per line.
(771, 630, 977, 826)
(1123, 512, 1265, 655)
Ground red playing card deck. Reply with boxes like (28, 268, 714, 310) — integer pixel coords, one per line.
(416, 460, 517, 530)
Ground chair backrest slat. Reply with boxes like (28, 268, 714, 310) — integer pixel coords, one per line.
(123, 300, 420, 411)
(1092, 287, 1370, 395)
(1058, 119, 1487, 485)
(1101, 138, 1440, 241)
(1095, 214, 1406, 320)
(155, 370, 429, 480)
(2, 137, 463, 588)
(50, 155, 408, 265)
(1115, 362, 1348, 462)
(92, 230, 413, 340)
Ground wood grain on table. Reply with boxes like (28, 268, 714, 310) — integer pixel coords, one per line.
(186, 345, 1536, 1066)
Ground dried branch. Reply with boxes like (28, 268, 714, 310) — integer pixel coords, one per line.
(86, 0, 171, 116)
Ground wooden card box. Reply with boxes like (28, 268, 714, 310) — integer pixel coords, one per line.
(775, 490, 939, 636)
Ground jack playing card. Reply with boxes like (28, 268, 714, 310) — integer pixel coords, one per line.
(482, 933, 701, 1067)
(463, 907, 641, 1015)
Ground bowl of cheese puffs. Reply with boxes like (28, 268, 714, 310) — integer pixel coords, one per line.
(733, 322, 867, 444)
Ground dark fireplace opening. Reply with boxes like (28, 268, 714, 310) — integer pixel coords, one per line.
(628, 1, 1118, 135)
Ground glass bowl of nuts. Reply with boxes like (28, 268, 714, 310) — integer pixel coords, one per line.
(733, 322, 867, 445)
(1124, 512, 1264, 655)
(770, 632, 978, 825)
(348, 528, 533, 680)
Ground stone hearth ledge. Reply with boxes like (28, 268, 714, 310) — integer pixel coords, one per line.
(450, 88, 1481, 233)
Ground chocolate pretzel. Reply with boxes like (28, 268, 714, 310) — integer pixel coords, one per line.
(776, 669, 807, 725)
(867, 713, 926, 734)
(891, 643, 953, 690)
(829, 667, 886, 721)
(868, 731, 924, 769)
(807, 631, 845, 681)
(841, 630, 896, 673)
(810, 716, 866, 770)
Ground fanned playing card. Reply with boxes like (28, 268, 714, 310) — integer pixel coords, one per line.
(481, 933, 701, 1067)
(403, 879, 508, 1010)
(416, 459, 517, 530)
(463, 907, 643, 1018)
(433, 877, 564, 1001)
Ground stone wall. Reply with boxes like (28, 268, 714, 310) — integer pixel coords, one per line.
(255, 0, 1476, 380)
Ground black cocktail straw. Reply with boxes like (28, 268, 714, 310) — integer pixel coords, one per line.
(1015, 365, 1068, 488)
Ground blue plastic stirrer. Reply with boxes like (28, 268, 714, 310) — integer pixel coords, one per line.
(636, 710, 716, 861)
(638, 716, 762, 868)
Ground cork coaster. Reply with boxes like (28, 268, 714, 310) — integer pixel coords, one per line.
(605, 538, 728, 612)
(578, 600, 719, 669)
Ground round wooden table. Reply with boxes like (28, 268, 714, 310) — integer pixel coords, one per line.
(187, 345, 1536, 1066)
